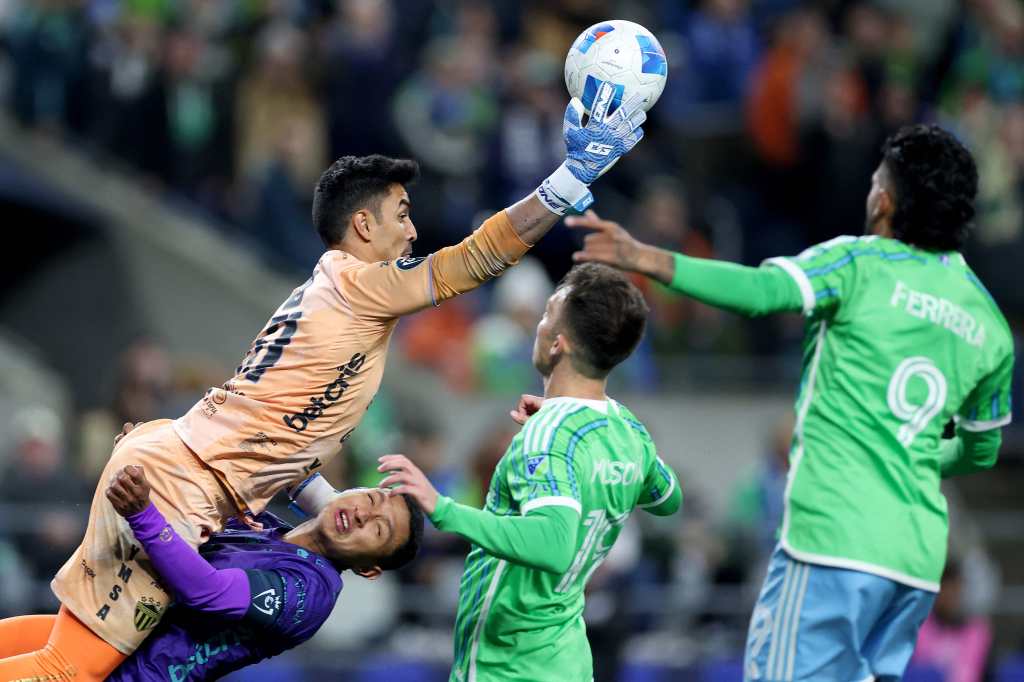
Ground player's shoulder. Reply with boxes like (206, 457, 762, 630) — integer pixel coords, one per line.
(959, 264, 1013, 344)
(792, 234, 867, 261)
(257, 549, 343, 638)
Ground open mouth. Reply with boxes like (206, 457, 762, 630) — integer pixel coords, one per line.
(336, 509, 351, 534)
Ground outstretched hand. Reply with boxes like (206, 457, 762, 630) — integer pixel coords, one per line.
(565, 210, 644, 271)
(562, 86, 647, 186)
(106, 465, 152, 517)
(377, 455, 439, 516)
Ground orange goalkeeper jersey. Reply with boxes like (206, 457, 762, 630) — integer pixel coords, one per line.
(173, 211, 528, 513)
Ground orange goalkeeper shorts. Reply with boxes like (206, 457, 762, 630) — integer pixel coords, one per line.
(50, 419, 239, 654)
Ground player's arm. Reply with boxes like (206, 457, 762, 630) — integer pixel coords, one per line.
(287, 472, 341, 518)
(377, 455, 579, 574)
(567, 211, 869, 318)
(105, 466, 281, 625)
(346, 87, 647, 318)
(940, 350, 1014, 477)
(637, 450, 683, 517)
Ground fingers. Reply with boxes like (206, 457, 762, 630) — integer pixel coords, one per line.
(617, 92, 647, 120)
(124, 465, 147, 486)
(510, 410, 527, 425)
(589, 82, 616, 124)
(378, 472, 408, 489)
(564, 209, 615, 231)
(563, 97, 584, 133)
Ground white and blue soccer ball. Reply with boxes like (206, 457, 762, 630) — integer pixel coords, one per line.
(564, 20, 668, 115)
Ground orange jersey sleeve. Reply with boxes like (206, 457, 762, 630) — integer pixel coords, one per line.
(337, 210, 530, 318)
(172, 211, 532, 515)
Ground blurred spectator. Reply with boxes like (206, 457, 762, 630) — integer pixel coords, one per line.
(236, 22, 325, 192)
(321, 0, 403, 158)
(78, 339, 173, 478)
(156, 25, 234, 208)
(726, 412, 792, 574)
(400, 295, 477, 393)
(6, 0, 91, 133)
(0, 406, 87, 610)
(471, 256, 551, 394)
(244, 113, 325, 274)
(674, 0, 759, 113)
(626, 177, 723, 352)
(912, 558, 993, 682)
(746, 6, 829, 169)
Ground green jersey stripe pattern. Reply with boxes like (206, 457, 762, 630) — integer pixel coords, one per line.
(764, 236, 1014, 590)
(449, 397, 680, 682)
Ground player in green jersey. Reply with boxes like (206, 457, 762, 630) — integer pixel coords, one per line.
(377, 263, 682, 682)
(567, 124, 1014, 682)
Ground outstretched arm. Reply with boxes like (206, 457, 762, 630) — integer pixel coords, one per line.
(106, 466, 251, 619)
(348, 88, 647, 318)
(377, 455, 578, 574)
(566, 210, 805, 317)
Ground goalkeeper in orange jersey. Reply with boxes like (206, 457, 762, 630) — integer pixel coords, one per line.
(0, 83, 645, 681)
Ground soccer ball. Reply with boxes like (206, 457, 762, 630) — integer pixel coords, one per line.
(564, 20, 668, 116)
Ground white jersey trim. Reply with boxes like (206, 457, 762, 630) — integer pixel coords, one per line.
(957, 414, 1012, 432)
(521, 496, 582, 515)
(764, 257, 815, 315)
(637, 471, 675, 509)
(468, 559, 507, 682)
(779, 322, 826, 554)
(542, 396, 609, 414)
(781, 541, 940, 593)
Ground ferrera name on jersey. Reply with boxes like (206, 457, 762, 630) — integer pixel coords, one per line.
(890, 280, 985, 347)
(283, 352, 367, 432)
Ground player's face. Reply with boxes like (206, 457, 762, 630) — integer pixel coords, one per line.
(532, 287, 569, 377)
(865, 163, 894, 237)
(370, 183, 417, 261)
(316, 487, 410, 573)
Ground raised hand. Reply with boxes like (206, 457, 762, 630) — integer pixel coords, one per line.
(377, 454, 439, 516)
(510, 394, 544, 426)
(563, 86, 647, 185)
(566, 209, 676, 284)
(535, 84, 646, 216)
(566, 210, 644, 269)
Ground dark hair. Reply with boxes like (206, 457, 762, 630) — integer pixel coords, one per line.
(558, 263, 649, 379)
(311, 154, 419, 247)
(881, 124, 978, 252)
(377, 493, 424, 571)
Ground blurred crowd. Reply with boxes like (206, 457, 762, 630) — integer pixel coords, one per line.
(2, 0, 1024, 679)
(2, 0, 1023, 381)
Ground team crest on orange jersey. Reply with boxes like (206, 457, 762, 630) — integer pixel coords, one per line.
(134, 596, 163, 631)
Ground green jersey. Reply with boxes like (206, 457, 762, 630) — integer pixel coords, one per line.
(764, 236, 1014, 590)
(442, 396, 680, 682)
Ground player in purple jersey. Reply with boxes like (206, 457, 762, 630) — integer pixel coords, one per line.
(41, 460, 421, 682)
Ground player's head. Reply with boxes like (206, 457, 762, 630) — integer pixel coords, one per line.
(313, 487, 424, 579)
(866, 124, 978, 252)
(532, 263, 649, 380)
(312, 155, 420, 260)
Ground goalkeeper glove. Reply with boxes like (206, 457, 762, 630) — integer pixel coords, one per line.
(535, 83, 647, 215)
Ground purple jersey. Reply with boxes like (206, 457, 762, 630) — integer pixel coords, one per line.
(109, 511, 342, 681)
